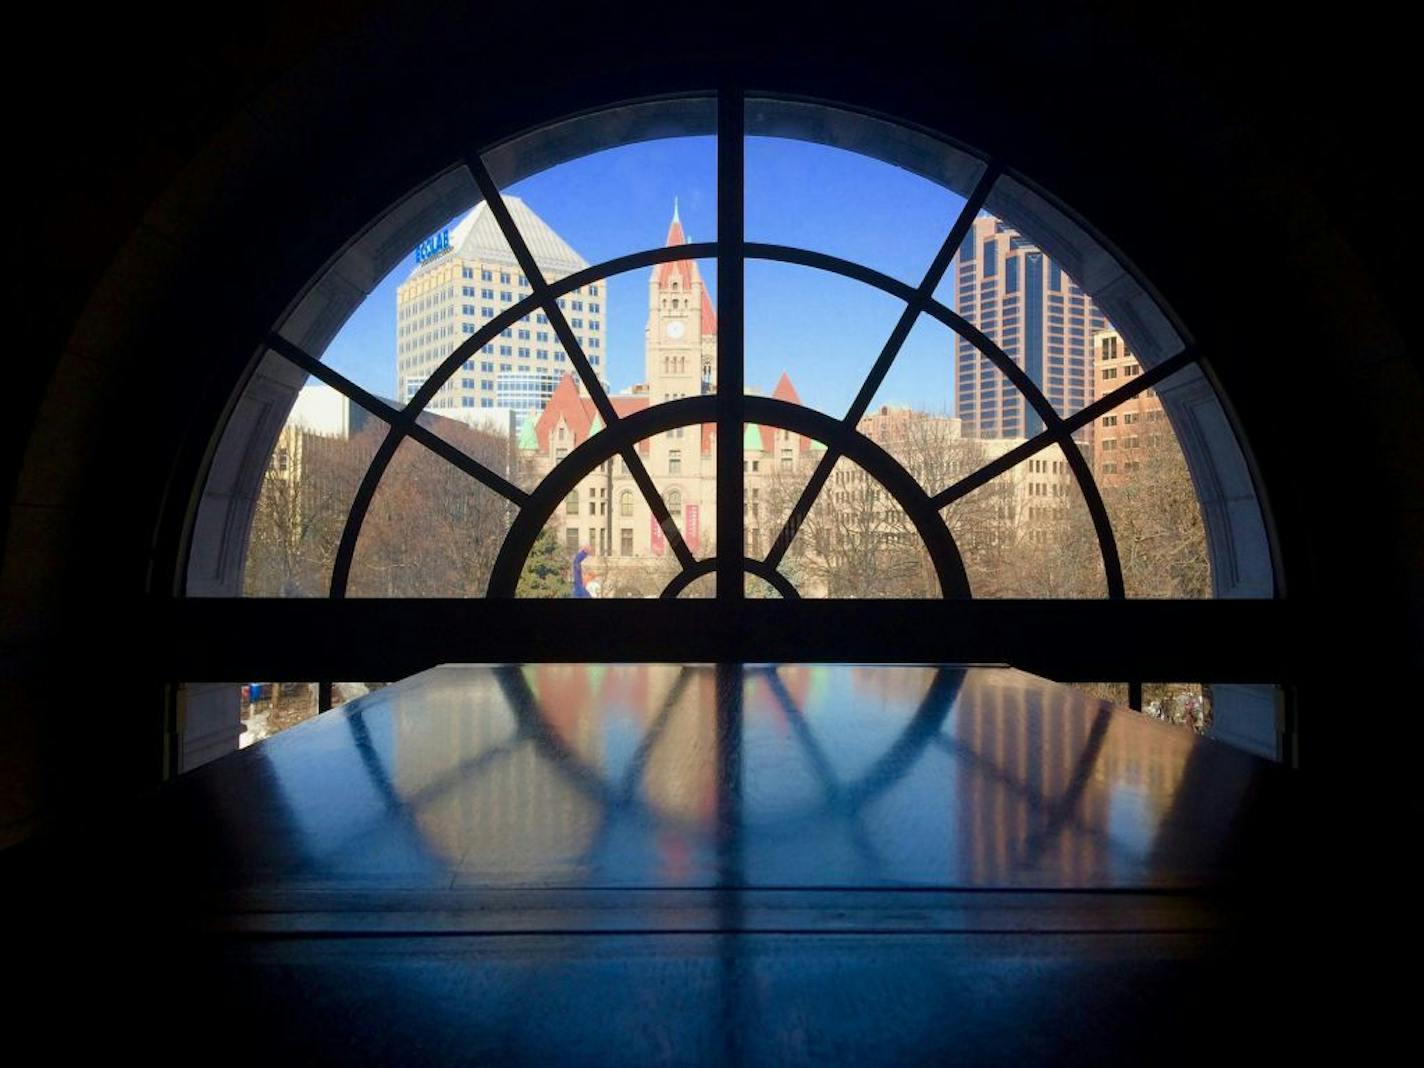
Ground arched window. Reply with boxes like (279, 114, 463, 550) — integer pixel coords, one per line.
(183, 94, 1277, 754)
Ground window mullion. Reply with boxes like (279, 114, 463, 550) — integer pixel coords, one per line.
(716, 87, 745, 599)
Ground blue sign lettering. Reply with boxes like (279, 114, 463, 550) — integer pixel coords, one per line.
(415, 228, 451, 263)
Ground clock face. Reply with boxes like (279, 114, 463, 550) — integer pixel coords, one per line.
(665, 320, 685, 340)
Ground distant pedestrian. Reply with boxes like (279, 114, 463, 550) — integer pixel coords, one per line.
(572, 546, 592, 598)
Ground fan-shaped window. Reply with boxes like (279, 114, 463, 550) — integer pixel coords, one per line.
(182, 94, 1279, 760)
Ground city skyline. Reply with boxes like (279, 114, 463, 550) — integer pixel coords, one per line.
(321, 136, 971, 418)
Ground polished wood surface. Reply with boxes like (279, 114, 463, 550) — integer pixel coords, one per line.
(160, 665, 1282, 901)
(7, 665, 1307, 1062)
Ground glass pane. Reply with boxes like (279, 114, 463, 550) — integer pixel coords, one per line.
(744, 573, 782, 598)
(412, 406, 539, 495)
(1142, 683, 1212, 733)
(1091, 366, 1212, 598)
(238, 681, 319, 747)
(241, 356, 388, 598)
(745, 421, 827, 570)
(940, 445, 1107, 598)
(348, 438, 516, 596)
(784, 456, 939, 598)
(517, 428, 714, 600)
(745, 259, 906, 418)
(746, 101, 976, 285)
(676, 573, 716, 599)
(864, 313, 1022, 496)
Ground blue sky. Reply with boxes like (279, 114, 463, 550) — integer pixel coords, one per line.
(321, 137, 970, 417)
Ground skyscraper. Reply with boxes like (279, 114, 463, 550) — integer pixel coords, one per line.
(395, 196, 606, 416)
(952, 216, 1108, 439)
(1090, 327, 1162, 487)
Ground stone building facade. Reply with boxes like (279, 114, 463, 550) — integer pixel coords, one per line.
(527, 207, 820, 595)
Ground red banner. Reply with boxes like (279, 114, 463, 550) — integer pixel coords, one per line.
(685, 504, 700, 554)
(650, 513, 665, 556)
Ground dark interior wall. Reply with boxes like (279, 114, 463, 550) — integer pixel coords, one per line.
(3, 3, 1419, 846)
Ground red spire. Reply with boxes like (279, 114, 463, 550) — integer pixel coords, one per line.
(656, 198, 693, 287)
(771, 372, 801, 404)
(655, 198, 717, 337)
(665, 196, 685, 247)
(768, 373, 813, 453)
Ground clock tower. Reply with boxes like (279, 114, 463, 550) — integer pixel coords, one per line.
(646, 199, 717, 402)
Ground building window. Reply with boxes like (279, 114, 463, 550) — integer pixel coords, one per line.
(620, 529, 634, 556)
(567, 491, 579, 515)
(668, 450, 681, 475)
(620, 491, 634, 517)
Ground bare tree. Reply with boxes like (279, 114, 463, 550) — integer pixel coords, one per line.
(761, 418, 1020, 598)
(244, 427, 377, 596)
(1099, 432, 1211, 598)
(247, 417, 520, 599)
(349, 422, 516, 597)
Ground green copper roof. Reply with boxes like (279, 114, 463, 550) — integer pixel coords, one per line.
(809, 438, 828, 452)
(517, 418, 538, 450)
(589, 414, 604, 436)
(743, 424, 763, 450)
